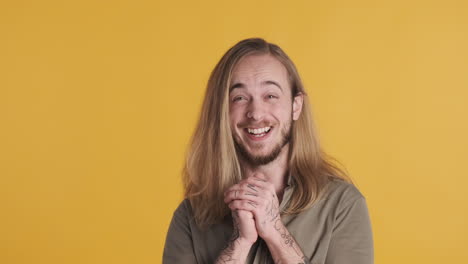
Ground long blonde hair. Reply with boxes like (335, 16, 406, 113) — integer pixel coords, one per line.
(183, 38, 351, 227)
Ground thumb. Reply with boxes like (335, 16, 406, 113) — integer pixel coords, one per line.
(237, 210, 254, 219)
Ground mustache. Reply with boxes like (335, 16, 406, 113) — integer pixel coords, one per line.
(237, 121, 274, 128)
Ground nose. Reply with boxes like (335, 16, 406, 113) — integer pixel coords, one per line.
(246, 99, 265, 121)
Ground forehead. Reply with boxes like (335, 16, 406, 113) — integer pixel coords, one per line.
(230, 54, 290, 89)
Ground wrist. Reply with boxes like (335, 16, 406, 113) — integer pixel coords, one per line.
(235, 237, 255, 250)
(261, 222, 284, 244)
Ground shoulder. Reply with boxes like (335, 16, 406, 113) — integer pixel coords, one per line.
(321, 178, 366, 208)
(173, 198, 194, 218)
(167, 199, 196, 234)
(319, 180, 374, 263)
(169, 199, 196, 227)
(313, 179, 371, 231)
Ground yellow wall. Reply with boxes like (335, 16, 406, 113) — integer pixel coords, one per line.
(1, 0, 467, 263)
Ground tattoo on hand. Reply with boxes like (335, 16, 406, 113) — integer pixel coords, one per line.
(247, 184, 258, 192)
(273, 218, 307, 261)
(248, 201, 257, 208)
(265, 196, 280, 222)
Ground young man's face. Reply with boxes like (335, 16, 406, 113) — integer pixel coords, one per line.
(229, 54, 303, 166)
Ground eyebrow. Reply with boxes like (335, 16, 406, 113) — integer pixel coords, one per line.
(229, 80, 283, 92)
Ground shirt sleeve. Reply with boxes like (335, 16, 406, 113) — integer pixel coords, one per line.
(163, 200, 198, 264)
(325, 197, 374, 264)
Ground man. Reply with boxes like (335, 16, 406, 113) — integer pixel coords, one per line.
(163, 38, 374, 264)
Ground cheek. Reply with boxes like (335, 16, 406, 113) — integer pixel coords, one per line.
(229, 109, 243, 127)
(274, 103, 293, 120)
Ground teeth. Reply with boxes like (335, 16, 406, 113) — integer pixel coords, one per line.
(247, 126, 271, 135)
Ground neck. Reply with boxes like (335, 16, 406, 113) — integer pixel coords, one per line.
(240, 144, 290, 197)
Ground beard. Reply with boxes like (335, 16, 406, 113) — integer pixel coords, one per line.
(234, 119, 292, 166)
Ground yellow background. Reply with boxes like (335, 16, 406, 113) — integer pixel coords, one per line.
(1, 0, 467, 263)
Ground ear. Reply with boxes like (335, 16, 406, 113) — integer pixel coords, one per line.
(292, 92, 304, 121)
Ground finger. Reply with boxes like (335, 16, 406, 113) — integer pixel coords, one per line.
(253, 172, 266, 178)
(227, 181, 263, 195)
(229, 200, 258, 211)
(233, 180, 273, 201)
(245, 176, 274, 192)
(236, 209, 254, 219)
(252, 173, 269, 183)
(224, 189, 261, 204)
(239, 181, 268, 198)
(224, 184, 241, 197)
(246, 183, 258, 193)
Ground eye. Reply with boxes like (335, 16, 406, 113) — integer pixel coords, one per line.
(267, 94, 278, 99)
(232, 96, 245, 102)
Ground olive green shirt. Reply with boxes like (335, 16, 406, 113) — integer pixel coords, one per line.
(163, 178, 374, 264)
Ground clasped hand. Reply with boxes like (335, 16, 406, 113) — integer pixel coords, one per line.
(224, 173, 282, 242)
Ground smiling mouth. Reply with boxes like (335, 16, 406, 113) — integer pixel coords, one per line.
(245, 126, 272, 138)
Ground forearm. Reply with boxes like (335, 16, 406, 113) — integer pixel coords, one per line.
(215, 238, 253, 264)
(264, 220, 309, 264)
